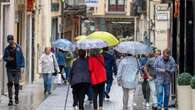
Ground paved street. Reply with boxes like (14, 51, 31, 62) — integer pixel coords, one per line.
(0, 80, 45, 110)
(37, 80, 176, 110)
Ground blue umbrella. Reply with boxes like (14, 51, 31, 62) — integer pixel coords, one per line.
(53, 39, 75, 51)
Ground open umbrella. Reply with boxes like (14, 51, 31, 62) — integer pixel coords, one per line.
(88, 31, 119, 46)
(75, 35, 87, 41)
(76, 39, 107, 50)
(53, 39, 75, 51)
(114, 41, 152, 55)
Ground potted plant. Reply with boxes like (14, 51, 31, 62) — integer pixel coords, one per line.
(191, 76, 195, 110)
(177, 72, 192, 110)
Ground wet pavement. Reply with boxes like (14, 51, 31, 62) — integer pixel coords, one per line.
(0, 80, 45, 110)
(37, 80, 177, 110)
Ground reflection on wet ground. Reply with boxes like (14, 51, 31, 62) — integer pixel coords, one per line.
(0, 80, 45, 110)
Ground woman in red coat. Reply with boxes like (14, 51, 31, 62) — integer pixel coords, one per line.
(88, 49, 106, 110)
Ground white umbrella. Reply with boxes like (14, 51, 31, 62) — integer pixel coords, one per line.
(76, 39, 107, 49)
(114, 41, 152, 55)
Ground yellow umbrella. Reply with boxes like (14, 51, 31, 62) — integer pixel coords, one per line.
(87, 31, 119, 46)
(75, 35, 87, 41)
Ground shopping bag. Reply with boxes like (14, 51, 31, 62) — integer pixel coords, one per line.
(54, 74, 62, 84)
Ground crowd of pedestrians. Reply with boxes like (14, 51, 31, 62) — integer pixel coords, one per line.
(3, 35, 177, 110)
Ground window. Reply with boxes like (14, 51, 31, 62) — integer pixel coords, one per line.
(108, 0, 125, 12)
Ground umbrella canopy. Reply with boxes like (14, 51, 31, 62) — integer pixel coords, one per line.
(114, 41, 152, 55)
(53, 39, 75, 51)
(76, 39, 107, 50)
(75, 35, 87, 41)
(88, 31, 119, 46)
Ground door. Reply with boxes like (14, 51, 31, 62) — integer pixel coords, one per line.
(0, 3, 10, 94)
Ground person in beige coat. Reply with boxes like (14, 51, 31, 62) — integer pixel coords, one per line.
(39, 47, 60, 95)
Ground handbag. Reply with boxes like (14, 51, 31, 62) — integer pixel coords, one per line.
(52, 55, 58, 76)
(54, 74, 62, 84)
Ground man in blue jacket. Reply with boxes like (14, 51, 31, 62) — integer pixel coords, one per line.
(154, 49, 176, 110)
(103, 47, 117, 99)
(3, 35, 25, 106)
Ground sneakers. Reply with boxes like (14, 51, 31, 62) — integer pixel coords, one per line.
(99, 107, 103, 110)
(146, 102, 150, 107)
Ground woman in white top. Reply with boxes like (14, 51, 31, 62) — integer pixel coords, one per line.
(117, 54, 139, 110)
(39, 47, 60, 95)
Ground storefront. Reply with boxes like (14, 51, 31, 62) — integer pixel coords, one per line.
(172, 0, 195, 75)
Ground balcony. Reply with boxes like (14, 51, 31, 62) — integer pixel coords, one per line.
(106, 0, 126, 15)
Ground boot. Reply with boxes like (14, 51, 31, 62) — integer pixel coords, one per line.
(14, 83, 20, 104)
(7, 82, 13, 106)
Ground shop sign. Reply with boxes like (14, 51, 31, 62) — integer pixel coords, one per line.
(85, 0, 98, 7)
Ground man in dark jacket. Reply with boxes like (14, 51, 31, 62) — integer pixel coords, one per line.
(3, 35, 25, 106)
(103, 47, 117, 99)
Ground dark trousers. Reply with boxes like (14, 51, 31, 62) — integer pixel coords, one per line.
(59, 65, 66, 81)
(7, 69, 20, 101)
(92, 82, 105, 109)
(87, 85, 93, 100)
(72, 83, 89, 110)
(105, 79, 113, 94)
(142, 80, 150, 103)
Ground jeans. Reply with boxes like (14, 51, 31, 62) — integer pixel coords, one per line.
(105, 79, 113, 94)
(149, 80, 158, 107)
(156, 83, 170, 109)
(92, 82, 105, 109)
(65, 67, 70, 79)
(72, 83, 89, 110)
(42, 73, 53, 93)
(122, 88, 134, 110)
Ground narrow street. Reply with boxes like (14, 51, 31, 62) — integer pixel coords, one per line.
(0, 79, 177, 110)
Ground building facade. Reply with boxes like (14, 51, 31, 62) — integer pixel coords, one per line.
(87, 0, 139, 40)
(62, 0, 86, 40)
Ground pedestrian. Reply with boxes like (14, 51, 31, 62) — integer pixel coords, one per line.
(69, 49, 91, 110)
(39, 47, 60, 95)
(154, 49, 176, 110)
(117, 54, 139, 110)
(3, 35, 25, 106)
(88, 49, 107, 110)
(144, 52, 158, 109)
(64, 51, 73, 81)
(139, 54, 150, 107)
(55, 49, 66, 82)
(103, 47, 117, 99)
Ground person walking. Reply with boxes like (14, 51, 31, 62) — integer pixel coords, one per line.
(55, 49, 66, 82)
(64, 51, 73, 81)
(102, 47, 117, 99)
(39, 47, 60, 95)
(144, 52, 158, 109)
(88, 49, 107, 110)
(117, 54, 139, 110)
(139, 54, 150, 107)
(70, 49, 91, 110)
(154, 49, 176, 110)
(3, 35, 25, 106)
